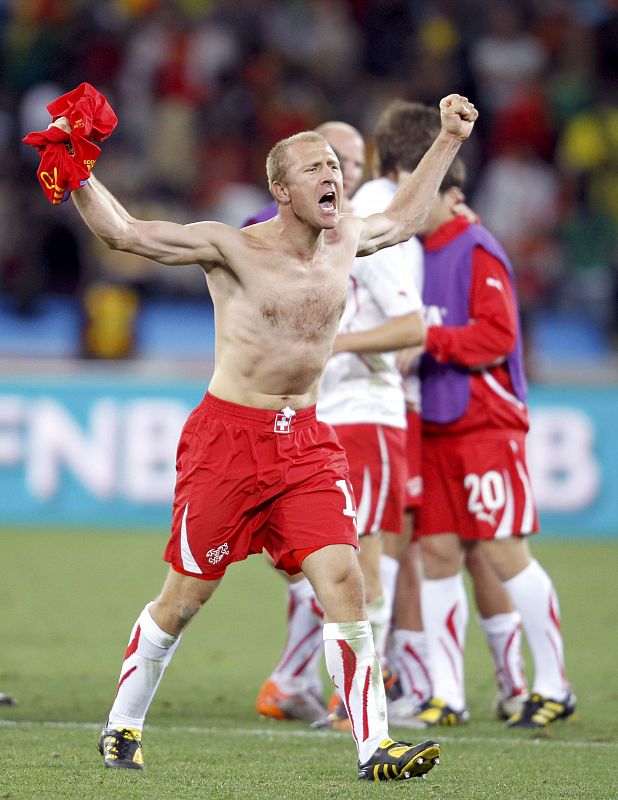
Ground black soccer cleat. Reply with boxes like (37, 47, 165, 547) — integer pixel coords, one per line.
(358, 738, 440, 781)
(402, 696, 469, 728)
(97, 726, 145, 769)
(506, 691, 577, 729)
(0, 692, 17, 706)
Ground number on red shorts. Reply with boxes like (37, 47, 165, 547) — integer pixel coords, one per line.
(335, 479, 356, 518)
(463, 470, 506, 515)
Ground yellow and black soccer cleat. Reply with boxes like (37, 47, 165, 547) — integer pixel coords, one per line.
(506, 691, 577, 729)
(401, 696, 469, 728)
(358, 738, 440, 781)
(97, 726, 144, 770)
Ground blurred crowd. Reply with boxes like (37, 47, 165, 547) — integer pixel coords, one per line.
(0, 0, 617, 357)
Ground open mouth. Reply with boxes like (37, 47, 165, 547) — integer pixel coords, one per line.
(318, 191, 336, 212)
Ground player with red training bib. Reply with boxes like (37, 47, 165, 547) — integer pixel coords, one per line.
(401, 106, 575, 731)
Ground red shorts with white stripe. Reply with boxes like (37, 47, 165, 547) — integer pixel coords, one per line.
(163, 393, 359, 580)
(333, 423, 407, 536)
(404, 409, 423, 509)
(416, 432, 539, 540)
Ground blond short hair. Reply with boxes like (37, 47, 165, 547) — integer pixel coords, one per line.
(266, 131, 328, 194)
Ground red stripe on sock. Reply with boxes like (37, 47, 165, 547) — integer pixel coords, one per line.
(404, 642, 432, 693)
(361, 665, 371, 742)
(503, 626, 527, 694)
(439, 635, 462, 691)
(115, 665, 137, 697)
(124, 624, 141, 660)
(310, 598, 324, 619)
(292, 637, 322, 678)
(548, 591, 562, 633)
(338, 639, 358, 744)
(446, 603, 463, 651)
(279, 625, 321, 672)
(287, 594, 297, 622)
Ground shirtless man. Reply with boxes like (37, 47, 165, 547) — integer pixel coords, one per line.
(49, 92, 477, 781)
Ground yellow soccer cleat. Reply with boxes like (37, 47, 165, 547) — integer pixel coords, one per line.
(97, 726, 144, 770)
(358, 738, 441, 781)
(400, 696, 469, 728)
(506, 691, 577, 729)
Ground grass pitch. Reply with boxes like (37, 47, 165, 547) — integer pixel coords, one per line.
(1, 530, 616, 799)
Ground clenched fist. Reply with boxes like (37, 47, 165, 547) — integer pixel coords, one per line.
(439, 94, 478, 141)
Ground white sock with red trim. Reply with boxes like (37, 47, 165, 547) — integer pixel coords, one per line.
(107, 604, 180, 730)
(478, 611, 528, 700)
(379, 554, 399, 614)
(390, 628, 432, 705)
(366, 595, 390, 659)
(420, 574, 468, 712)
(504, 560, 568, 699)
(271, 578, 323, 695)
(323, 620, 388, 763)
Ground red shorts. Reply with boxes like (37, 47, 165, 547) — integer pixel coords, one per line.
(416, 432, 539, 541)
(164, 394, 359, 580)
(333, 423, 406, 536)
(404, 410, 423, 510)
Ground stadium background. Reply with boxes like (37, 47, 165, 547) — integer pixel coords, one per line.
(0, 0, 616, 536)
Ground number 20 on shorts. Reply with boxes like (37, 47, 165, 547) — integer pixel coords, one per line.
(463, 470, 506, 515)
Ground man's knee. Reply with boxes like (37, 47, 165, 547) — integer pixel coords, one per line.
(358, 533, 382, 603)
(478, 537, 532, 581)
(151, 569, 221, 635)
(420, 533, 463, 579)
(301, 544, 365, 621)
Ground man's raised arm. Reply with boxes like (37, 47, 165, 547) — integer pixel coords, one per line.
(356, 94, 478, 256)
(71, 174, 226, 267)
(49, 118, 228, 268)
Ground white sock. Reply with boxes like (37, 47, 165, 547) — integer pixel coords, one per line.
(478, 611, 528, 699)
(323, 620, 388, 763)
(420, 574, 468, 712)
(108, 604, 180, 730)
(391, 628, 432, 705)
(366, 595, 391, 659)
(272, 578, 323, 695)
(379, 554, 399, 613)
(504, 560, 568, 698)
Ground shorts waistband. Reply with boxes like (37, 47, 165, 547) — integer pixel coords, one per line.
(202, 392, 317, 431)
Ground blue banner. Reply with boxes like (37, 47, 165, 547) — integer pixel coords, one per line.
(0, 375, 616, 536)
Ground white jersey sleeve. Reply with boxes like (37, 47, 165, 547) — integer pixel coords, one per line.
(317, 178, 424, 428)
(353, 177, 425, 411)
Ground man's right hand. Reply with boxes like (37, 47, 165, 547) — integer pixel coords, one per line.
(439, 94, 478, 141)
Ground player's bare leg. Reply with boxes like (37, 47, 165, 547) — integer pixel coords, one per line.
(407, 534, 469, 727)
(479, 538, 575, 728)
(387, 540, 432, 725)
(302, 544, 440, 781)
(464, 544, 528, 718)
(98, 569, 221, 769)
(256, 562, 325, 722)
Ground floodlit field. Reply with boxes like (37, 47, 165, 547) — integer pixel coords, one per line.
(1, 530, 616, 799)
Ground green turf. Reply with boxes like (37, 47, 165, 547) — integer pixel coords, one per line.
(1, 530, 617, 799)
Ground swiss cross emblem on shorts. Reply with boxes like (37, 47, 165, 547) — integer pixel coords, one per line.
(274, 406, 296, 434)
